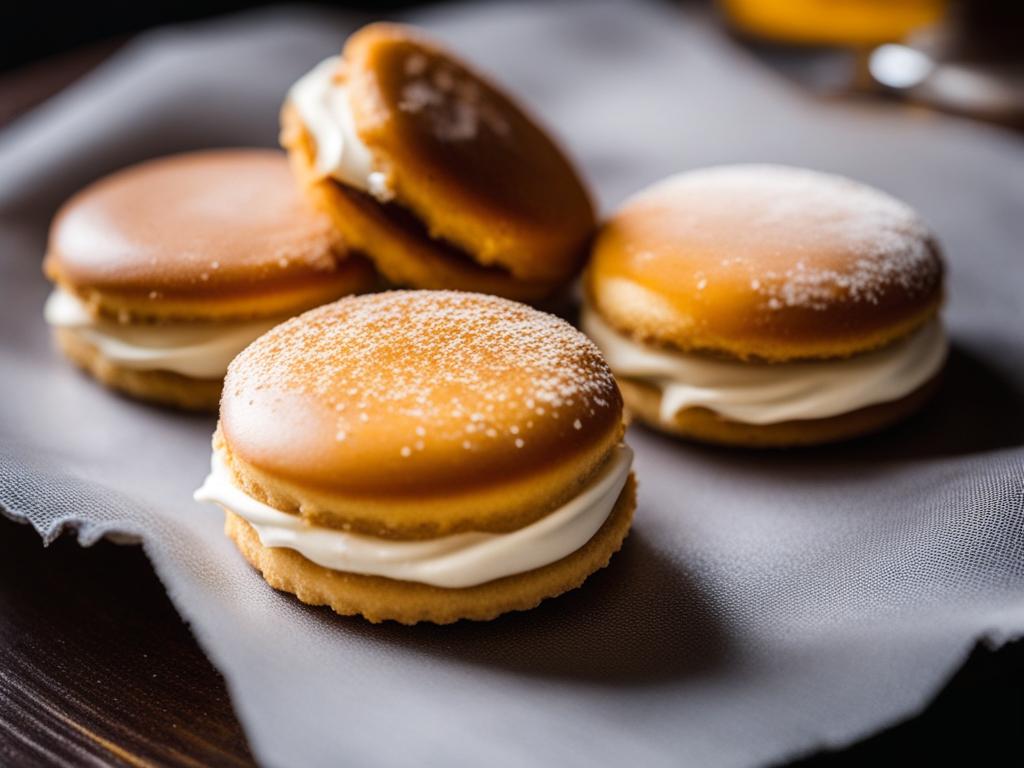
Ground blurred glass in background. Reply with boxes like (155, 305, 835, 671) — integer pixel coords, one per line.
(721, 0, 944, 46)
(718, 0, 1024, 128)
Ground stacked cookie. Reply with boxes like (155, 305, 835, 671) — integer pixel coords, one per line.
(583, 165, 946, 446)
(281, 23, 595, 302)
(197, 292, 634, 623)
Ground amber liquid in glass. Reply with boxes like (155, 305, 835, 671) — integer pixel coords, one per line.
(720, 0, 945, 45)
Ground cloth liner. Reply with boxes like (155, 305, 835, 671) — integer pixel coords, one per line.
(1, 2, 1023, 766)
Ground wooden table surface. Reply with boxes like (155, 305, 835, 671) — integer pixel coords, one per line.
(2, 31, 1022, 768)
(0, 522, 255, 767)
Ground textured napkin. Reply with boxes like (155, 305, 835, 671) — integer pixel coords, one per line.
(2, 2, 1024, 766)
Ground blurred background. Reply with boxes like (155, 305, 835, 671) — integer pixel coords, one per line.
(3, 0, 1022, 130)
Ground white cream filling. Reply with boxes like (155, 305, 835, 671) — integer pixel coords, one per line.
(582, 307, 947, 425)
(288, 56, 393, 201)
(44, 288, 281, 379)
(193, 445, 633, 589)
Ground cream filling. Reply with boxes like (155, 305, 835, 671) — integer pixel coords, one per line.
(193, 445, 633, 589)
(581, 307, 947, 425)
(288, 56, 393, 201)
(44, 288, 281, 379)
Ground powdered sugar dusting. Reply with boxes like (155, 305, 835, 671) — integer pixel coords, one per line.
(227, 291, 617, 457)
(654, 165, 941, 311)
(397, 52, 510, 142)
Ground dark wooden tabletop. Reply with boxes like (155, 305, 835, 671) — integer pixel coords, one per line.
(1, 32, 1021, 768)
(0, 521, 256, 767)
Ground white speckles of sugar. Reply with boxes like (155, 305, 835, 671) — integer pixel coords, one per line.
(399, 80, 443, 113)
(227, 291, 617, 457)
(514, 438, 524, 448)
(404, 53, 427, 76)
(758, 167, 933, 309)
(397, 55, 510, 142)
(656, 165, 939, 312)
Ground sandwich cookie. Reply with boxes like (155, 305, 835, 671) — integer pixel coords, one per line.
(43, 150, 376, 410)
(280, 23, 596, 302)
(195, 291, 635, 623)
(583, 164, 947, 446)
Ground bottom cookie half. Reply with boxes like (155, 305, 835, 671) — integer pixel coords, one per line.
(54, 328, 221, 411)
(225, 473, 637, 624)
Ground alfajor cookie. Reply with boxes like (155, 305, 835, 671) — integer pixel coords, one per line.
(194, 291, 635, 624)
(583, 164, 947, 447)
(280, 23, 595, 302)
(43, 149, 376, 410)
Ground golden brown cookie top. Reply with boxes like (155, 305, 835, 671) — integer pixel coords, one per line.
(219, 291, 623, 534)
(341, 23, 595, 283)
(44, 149, 370, 320)
(588, 165, 944, 361)
(280, 102, 564, 303)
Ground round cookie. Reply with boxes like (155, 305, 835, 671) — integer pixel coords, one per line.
(588, 164, 943, 362)
(584, 164, 947, 446)
(199, 291, 636, 623)
(43, 149, 376, 410)
(281, 23, 595, 302)
(219, 291, 625, 537)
